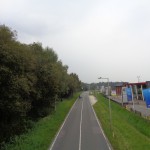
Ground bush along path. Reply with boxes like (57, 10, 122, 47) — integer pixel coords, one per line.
(2, 93, 80, 150)
(93, 93, 150, 150)
(0, 25, 81, 147)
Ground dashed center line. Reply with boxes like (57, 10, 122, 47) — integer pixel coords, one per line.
(79, 99, 84, 150)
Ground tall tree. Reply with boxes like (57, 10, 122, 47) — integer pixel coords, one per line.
(0, 25, 82, 145)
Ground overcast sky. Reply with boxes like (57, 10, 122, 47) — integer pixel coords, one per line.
(0, 0, 150, 83)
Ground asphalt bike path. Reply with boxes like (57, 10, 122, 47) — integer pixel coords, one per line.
(49, 92, 111, 150)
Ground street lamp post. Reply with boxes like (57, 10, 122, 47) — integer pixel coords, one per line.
(98, 77, 112, 130)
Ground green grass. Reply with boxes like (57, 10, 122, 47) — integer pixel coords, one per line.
(94, 93, 150, 150)
(3, 93, 80, 150)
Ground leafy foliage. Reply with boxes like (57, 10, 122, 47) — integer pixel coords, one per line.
(0, 25, 81, 145)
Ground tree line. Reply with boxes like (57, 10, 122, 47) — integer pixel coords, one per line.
(0, 25, 81, 145)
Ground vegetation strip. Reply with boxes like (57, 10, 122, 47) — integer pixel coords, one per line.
(93, 93, 150, 150)
(2, 93, 80, 150)
(0, 25, 81, 146)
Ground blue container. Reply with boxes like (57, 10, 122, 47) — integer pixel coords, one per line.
(143, 88, 150, 108)
(126, 88, 132, 101)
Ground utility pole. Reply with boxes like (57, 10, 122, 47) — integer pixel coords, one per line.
(137, 76, 140, 83)
(98, 77, 112, 130)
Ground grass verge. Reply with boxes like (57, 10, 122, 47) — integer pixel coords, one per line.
(93, 93, 150, 150)
(3, 93, 80, 150)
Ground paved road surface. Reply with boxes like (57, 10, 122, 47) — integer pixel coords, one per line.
(49, 92, 111, 150)
(128, 104, 150, 116)
(109, 96, 150, 117)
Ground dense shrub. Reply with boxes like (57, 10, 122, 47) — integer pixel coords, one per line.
(0, 25, 81, 145)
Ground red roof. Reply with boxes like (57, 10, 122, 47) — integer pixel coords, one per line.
(127, 82, 146, 86)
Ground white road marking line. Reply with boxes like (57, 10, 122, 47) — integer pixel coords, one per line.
(49, 99, 78, 150)
(79, 99, 84, 150)
(89, 96, 112, 150)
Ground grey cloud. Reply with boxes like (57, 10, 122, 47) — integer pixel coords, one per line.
(1, 0, 150, 83)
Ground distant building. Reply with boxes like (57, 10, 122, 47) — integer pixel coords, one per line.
(100, 86, 105, 94)
(146, 81, 150, 88)
(115, 82, 127, 96)
(126, 82, 150, 101)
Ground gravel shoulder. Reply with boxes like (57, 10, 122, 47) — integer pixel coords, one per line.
(89, 95, 97, 105)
